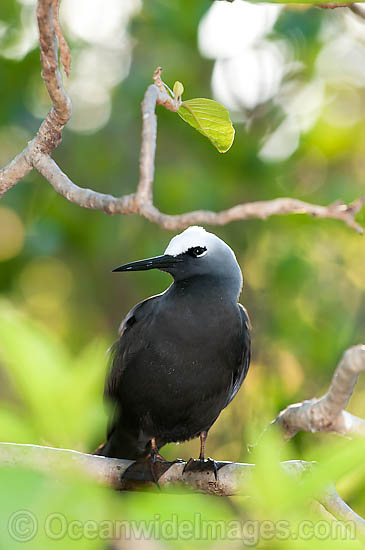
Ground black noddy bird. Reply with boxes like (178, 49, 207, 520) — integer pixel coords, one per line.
(96, 226, 251, 476)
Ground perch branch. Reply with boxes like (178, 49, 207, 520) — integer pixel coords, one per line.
(0, 1, 363, 233)
(0, 442, 302, 495)
(1, 442, 364, 533)
(274, 345, 365, 438)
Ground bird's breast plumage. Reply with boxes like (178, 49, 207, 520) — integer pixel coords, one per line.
(105, 278, 250, 448)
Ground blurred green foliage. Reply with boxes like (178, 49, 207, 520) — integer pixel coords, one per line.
(0, 0, 364, 548)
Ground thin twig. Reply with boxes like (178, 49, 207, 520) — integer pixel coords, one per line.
(32, 153, 138, 215)
(0, 1, 363, 233)
(321, 484, 365, 535)
(21, 152, 365, 232)
(274, 345, 365, 438)
(319, 2, 365, 19)
(35, 0, 71, 145)
(320, 3, 354, 8)
(138, 197, 364, 232)
(52, 0, 71, 76)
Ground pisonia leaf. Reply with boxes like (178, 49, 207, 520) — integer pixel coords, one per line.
(178, 98, 235, 153)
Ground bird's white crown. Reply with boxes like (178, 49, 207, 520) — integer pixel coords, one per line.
(165, 226, 234, 258)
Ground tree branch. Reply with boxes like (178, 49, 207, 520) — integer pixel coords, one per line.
(0, 0, 71, 196)
(274, 345, 365, 438)
(0, 1, 363, 233)
(349, 3, 365, 18)
(1, 441, 364, 533)
(32, 154, 138, 214)
(319, 483, 365, 534)
(219, 0, 365, 22)
(0, 442, 303, 495)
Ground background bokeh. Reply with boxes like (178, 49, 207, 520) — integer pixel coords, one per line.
(0, 0, 364, 548)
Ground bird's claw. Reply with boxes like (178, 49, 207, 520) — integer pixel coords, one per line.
(122, 454, 171, 485)
(151, 451, 167, 464)
(183, 457, 219, 480)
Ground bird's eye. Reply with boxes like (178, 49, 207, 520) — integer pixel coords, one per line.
(186, 246, 207, 258)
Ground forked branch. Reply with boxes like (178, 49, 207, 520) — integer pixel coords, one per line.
(274, 345, 365, 438)
(0, 0, 363, 233)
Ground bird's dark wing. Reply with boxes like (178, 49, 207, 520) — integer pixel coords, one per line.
(102, 294, 162, 454)
(104, 294, 161, 402)
(224, 303, 251, 407)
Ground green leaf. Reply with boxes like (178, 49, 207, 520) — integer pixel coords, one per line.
(177, 98, 235, 153)
(173, 80, 184, 99)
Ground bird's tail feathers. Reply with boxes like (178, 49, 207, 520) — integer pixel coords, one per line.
(94, 424, 150, 460)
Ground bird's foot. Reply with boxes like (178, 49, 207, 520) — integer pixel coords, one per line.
(183, 457, 220, 480)
(122, 453, 175, 485)
(150, 450, 167, 463)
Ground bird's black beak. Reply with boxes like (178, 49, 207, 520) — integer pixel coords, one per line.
(112, 254, 181, 272)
